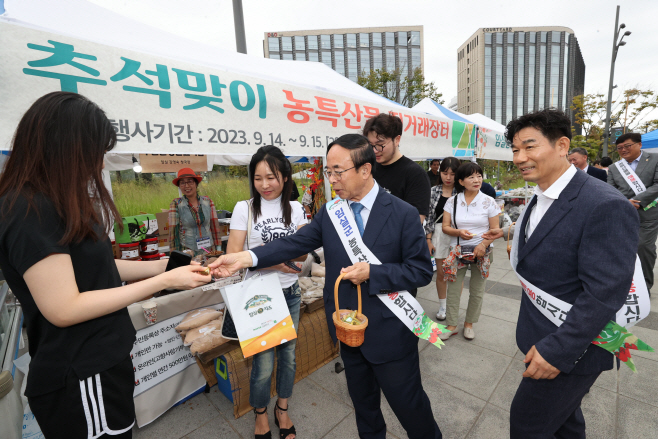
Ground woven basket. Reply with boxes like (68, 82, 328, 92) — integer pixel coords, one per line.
(332, 273, 368, 347)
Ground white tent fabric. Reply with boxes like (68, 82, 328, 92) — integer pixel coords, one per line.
(413, 98, 512, 161)
(0, 0, 473, 160)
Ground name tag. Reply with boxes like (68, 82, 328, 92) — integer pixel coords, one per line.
(196, 237, 211, 249)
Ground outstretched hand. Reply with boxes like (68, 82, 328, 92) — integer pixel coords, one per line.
(482, 228, 504, 241)
(208, 252, 253, 278)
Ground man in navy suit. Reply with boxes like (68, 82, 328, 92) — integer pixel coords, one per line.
(210, 134, 440, 439)
(488, 110, 638, 438)
(568, 147, 608, 182)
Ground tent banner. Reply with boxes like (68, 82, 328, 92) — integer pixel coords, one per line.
(139, 153, 208, 173)
(0, 22, 474, 158)
(475, 127, 511, 161)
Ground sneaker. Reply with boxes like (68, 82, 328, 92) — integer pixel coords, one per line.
(436, 306, 446, 321)
(439, 328, 459, 341)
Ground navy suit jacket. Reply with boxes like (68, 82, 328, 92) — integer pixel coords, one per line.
(252, 187, 433, 364)
(586, 165, 607, 182)
(512, 170, 639, 374)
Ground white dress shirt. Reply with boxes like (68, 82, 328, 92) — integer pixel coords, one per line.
(249, 181, 380, 266)
(625, 151, 643, 172)
(526, 165, 578, 240)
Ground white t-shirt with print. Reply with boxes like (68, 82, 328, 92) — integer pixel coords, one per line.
(444, 191, 500, 248)
(230, 196, 306, 288)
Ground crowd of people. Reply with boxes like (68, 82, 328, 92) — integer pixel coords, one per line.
(0, 91, 651, 439)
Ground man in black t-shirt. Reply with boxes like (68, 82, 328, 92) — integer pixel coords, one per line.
(364, 113, 431, 224)
(427, 159, 441, 186)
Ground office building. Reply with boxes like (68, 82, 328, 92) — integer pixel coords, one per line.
(457, 27, 585, 129)
(263, 26, 424, 84)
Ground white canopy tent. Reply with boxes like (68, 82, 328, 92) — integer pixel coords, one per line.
(0, 0, 475, 164)
(413, 98, 512, 161)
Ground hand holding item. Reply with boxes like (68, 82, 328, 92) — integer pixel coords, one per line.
(473, 243, 487, 258)
(268, 262, 301, 274)
(427, 239, 436, 256)
(208, 251, 253, 278)
(165, 265, 211, 290)
(459, 229, 474, 240)
(340, 262, 370, 285)
(630, 199, 641, 209)
(522, 345, 560, 380)
(482, 228, 504, 240)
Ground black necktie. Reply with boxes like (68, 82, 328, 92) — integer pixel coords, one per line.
(518, 195, 538, 253)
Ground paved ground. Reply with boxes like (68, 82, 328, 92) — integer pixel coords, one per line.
(133, 245, 658, 439)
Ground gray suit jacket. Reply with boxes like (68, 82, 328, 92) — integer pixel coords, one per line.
(608, 152, 658, 221)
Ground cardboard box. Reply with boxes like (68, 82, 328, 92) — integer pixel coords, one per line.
(114, 214, 158, 244)
(155, 211, 170, 249)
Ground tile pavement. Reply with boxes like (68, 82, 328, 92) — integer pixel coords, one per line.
(133, 245, 658, 438)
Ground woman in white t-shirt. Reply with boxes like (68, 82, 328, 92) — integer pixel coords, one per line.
(228, 146, 305, 439)
(440, 162, 500, 342)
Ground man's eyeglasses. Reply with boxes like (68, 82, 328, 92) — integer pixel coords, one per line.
(371, 140, 392, 152)
(324, 167, 355, 180)
(617, 142, 639, 151)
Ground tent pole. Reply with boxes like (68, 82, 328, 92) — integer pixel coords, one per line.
(232, 0, 247, 54)
(497, 160, 500, 186)
(323, 155, 331, 201)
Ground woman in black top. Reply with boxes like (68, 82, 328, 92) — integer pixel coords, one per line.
(0, 92, 211, 439)
(423, 157, 460, 321)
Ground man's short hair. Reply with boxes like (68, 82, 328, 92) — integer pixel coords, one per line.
(430, 159, 440, 165)
(568, 147, 588, 157)
(593, 159, 601, 166)
(363, 113, 403, 139)
(327, 133, 376, 170)
(505, 109, 572, 145)
(601, 157, 613, 167)
(615, 132, 642, 145)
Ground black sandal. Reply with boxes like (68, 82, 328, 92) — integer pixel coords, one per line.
(253, 407, 272, 439)
(274, 402, 296, 439)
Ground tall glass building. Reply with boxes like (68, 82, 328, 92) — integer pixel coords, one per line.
(457, 27, 585, 130)
(263, 26, 424, 83)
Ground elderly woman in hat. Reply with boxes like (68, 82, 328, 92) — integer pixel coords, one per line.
(168, 167, 222, 256)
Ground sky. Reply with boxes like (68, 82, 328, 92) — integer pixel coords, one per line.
(83, 0, 658, 107)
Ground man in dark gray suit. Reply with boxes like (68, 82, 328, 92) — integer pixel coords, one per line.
(568, 147, 607, 182)
(486, 110, 638, 438)
(608, 132, 658, 292)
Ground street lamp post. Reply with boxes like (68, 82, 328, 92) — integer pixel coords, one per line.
(602, 5, 631, 157)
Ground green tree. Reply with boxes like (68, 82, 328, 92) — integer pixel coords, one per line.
(357, 67, 443, 108)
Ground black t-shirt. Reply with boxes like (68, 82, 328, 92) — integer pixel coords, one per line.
(434, 195, 450, 222)
(480, 182, 497, 199)
(0, 192, 135, 397)
(427, 170, 440, 187)
(373, 156, 431, 216)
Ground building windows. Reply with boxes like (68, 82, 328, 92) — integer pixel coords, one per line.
(528, 45, 535, 111)
(295, 51, 305, 61)
(282, 36, 293, 51)
(373, 33, 382, 47)
(507, 32, 514, 43)
(282, 53, 293, 60)
(518, 46, 525, 116)
(551, 31, 561, 43)
(485, 33, 492, 44)
(308, 35, 318, 50)
(335, 51, 345, 75)
(334, 34, 344, 49)
(373, 49, 383, 70)
(530, 32, 536, 43)
(268, 37, 279, 52)
(518, 32, 525, 43)
(308, 52, 319, 62)
(538, 45, 546, 109)
(347, 50, 357, 80)
(398, 31, 408, 46)
(411, 31, 420, 45)
(359, 33, 370, 47)
(386, 48, 395, 72)
(294, 37, 305, 51)
(385, 32, 395, 46)
(563, 33, 570, 109)
(496, 33, 503, 44)
(411, 47, 421, 70)
(540, 31, 547, 43)
(269, 53, 279, 60)
(320, 35, 331, 49)
(399, 47, 408, 76)
(360, 49, 370, 73)
(346, 33, 356, 48)
(321, 50, 332, 68)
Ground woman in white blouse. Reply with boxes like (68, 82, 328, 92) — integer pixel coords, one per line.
(440, 163, 500, 341)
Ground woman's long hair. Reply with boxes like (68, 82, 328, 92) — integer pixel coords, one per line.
(438, 157, 460, 186)
(0, 92, 121, 244)
(248, 145, 293, 227)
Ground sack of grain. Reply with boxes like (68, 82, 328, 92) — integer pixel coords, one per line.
(175, 308, 223, 332)
(311, 263, 325, 278)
